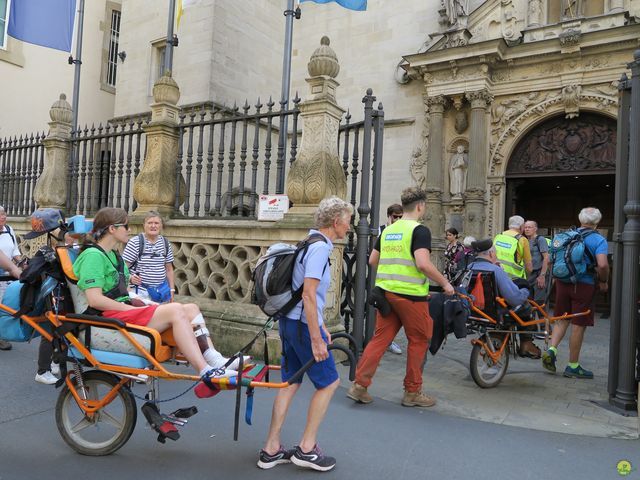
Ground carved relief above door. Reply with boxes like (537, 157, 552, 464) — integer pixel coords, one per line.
(506, 113, 616, 177)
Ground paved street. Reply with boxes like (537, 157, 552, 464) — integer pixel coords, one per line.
(0, 339, 638, 480)
(363, 314, 639, 439)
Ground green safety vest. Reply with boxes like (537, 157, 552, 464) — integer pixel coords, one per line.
(493, 233, 526, 279)
(375, 219, 429, 296)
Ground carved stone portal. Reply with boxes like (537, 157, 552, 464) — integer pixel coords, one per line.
(506, 113, 616, 176)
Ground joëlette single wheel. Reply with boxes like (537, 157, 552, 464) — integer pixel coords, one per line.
(469, 334, 509, 388)
(55, 370, 137, 456)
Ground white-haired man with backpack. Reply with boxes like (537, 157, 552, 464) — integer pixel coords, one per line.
(542, 207, 609, 379)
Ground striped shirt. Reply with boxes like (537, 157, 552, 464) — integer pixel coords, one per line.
(122, 234, 174, 287)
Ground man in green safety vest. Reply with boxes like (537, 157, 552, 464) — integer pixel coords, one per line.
(493, 215, 532, 280)
(347, 187, 454, 408)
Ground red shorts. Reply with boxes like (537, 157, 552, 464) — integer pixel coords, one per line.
(554, 281, 596, 327)
(101, 305, 159, 327)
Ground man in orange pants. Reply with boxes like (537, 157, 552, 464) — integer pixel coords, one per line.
(347, 187, 454, 407)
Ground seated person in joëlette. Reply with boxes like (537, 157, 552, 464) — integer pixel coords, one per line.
(467, 238, 541, 359)
(72, 207, 247, 381)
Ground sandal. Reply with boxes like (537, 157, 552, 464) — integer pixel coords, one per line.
(518, 346, 541, 359)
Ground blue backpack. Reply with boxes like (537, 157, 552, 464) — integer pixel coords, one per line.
(550, 228, 595, 284)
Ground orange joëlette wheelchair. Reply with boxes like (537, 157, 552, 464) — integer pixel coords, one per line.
(0, 242, 356, 457)
(458, 270, 590, 388)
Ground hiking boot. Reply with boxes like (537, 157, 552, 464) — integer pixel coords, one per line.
(346, 383, 373, 404)
(291, 444, 336, 472)
(541, 348, 557, 373)
(0, 339, 12, 351)
(401, 390, 436, 408)
(35, 371, 58, 385)
(387, 341, 402, 355)
(563, 365, 593, 379)
(257, 445, 293, 469)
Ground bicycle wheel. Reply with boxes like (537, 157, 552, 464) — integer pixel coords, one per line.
(55, 370, 137, 456)
(469, 334, 509, 388)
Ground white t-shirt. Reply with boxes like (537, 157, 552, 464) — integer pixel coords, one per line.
(0, 225, 20, 262)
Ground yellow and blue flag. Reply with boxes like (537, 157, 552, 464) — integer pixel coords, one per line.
(300, 0, 367, 11)
(8, 0, 77, 52)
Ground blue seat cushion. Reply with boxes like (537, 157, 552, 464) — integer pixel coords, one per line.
(69, 347, 152, 369)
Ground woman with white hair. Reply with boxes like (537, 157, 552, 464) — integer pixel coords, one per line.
(259, 196, 353, 472)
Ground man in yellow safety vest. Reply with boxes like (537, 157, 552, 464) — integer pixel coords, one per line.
(347, 187, 454, 408)
(493, 215, 532, 280)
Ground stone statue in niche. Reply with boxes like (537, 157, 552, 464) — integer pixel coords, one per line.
(442, 0, 468, 27)
(410, 147, 427, 190)
(449, 145, 468, 198)
(527, 0, 542, 26)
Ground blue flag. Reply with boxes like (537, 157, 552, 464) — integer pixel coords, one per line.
(301, 0, 367, 11)
(8, 0, 77, 52)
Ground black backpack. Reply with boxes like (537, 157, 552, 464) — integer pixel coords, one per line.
(251, 234, 327, 317)
(14, 246, 65, 318)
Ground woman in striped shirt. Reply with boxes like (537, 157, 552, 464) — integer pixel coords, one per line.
(123, 211, 175, 303)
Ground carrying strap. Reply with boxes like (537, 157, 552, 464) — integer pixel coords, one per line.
(84, 245, 129, 300)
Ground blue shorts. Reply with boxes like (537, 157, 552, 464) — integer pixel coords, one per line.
(279, 317, 338, 389)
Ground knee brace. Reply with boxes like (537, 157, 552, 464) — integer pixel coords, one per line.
(191, 313, 206, 327)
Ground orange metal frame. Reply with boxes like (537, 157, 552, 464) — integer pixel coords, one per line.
(461, 293, 591, 364)
(5, 305, 286, 417)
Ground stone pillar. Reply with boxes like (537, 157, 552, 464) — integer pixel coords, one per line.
(283, 37, 346, 335)
(607, 0, 624, 13)
(133, 73, 185, 217)
(34, 94, 73, 211)
(465, 89, 492, 240)
(424, 95, 447, 236)
(284, 36, 346, 221)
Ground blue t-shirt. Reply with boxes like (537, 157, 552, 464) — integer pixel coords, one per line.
(285, 230, 333, 327)
(574, 227, 608, 285)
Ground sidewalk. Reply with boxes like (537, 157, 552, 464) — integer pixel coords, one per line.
(338, 315, 639, 439)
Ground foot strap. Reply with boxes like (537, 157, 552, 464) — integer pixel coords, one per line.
(141, 402, 180, 443)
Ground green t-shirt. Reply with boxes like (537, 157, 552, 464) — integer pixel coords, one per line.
(73, 248, 130, 303)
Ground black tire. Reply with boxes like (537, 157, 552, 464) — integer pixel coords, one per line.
(55, 370, 137, 456)
(469, 335, 509, 388)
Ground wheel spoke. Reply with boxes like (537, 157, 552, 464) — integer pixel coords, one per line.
(100, 410, 125, 429)
(70, 417, 94, 434)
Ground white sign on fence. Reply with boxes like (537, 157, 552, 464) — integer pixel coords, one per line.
(257, 194, 289, 221)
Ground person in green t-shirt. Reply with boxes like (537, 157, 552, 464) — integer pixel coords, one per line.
(73, 207, 247, 384)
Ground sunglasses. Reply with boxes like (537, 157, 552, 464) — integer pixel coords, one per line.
(391, 215, 402, 219)
(112, 223, 129, 230)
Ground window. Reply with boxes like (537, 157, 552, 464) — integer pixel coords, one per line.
(149, 38, 167, 94)
(106, 9, 121, 87)
(0, 0, 10, 50)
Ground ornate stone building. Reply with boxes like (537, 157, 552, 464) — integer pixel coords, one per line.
(401, 0, 635, 243)
(112, 0, 640, 250)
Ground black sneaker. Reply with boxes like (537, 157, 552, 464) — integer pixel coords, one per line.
(291, 444, 336, 472)
(257, 445, 292, 470)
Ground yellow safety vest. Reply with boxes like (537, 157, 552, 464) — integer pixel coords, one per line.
(494, 233, 526, 279)
(376, 220, 429, 296)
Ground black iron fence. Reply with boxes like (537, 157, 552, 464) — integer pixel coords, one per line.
(339, 92, 385, 349)
(0, 133, 45, 216)
(66, 118, 148, 216)
(175, 96, 301, 218)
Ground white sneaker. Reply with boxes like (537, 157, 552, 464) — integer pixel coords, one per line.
(227, 355, 253, 370)
(35, 371, 58, 385)
(387, 342, 402, 355)
(50, 362, 60, 376)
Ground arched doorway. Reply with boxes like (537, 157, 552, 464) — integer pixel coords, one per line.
(505, 112, 616, 236)
(504, 112, 616, 310)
